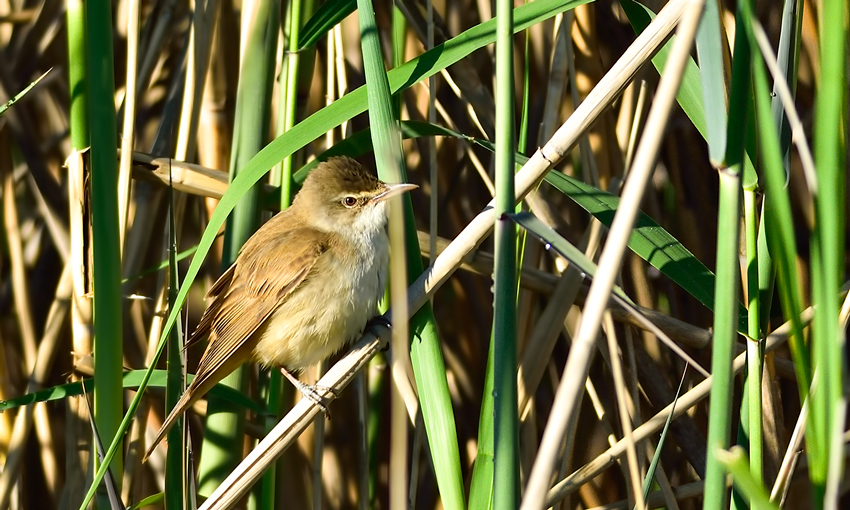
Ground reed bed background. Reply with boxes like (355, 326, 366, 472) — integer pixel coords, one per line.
(0, 0, 847, 509)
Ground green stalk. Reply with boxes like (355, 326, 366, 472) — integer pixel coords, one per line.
(749, 44, 824, 509)
(67, 0, 89, 151)
(731, 0, 762, 496)
(469, 12, 531, 504)
(703, 3, 751, 504)
(492, 0, 518, 506)
(65, 4, 90, 507)
(744, 189, 763, 480)
(468, 337, 495, 509)
(810, 0, 846, 502)
(408, 314, 465, 506)
(85, 0, 123, 504)
(198, 0, 279, 498)
(750, 11, 811, 429)
(272, 0, 309, 209)
(702, 167, 742, 510)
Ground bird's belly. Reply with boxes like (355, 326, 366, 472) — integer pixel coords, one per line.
(252, 246, 386, 371)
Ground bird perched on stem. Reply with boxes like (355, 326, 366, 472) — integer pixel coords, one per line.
(143, 156, 417, 461)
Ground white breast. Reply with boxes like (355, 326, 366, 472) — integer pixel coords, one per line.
(254, 203, 390, 371)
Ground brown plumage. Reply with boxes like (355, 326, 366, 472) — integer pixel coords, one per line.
(143, 157, 416, 461)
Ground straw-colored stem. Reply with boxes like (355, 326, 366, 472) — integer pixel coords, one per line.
(546, 306, 810, 506)
(117, 0, 142, 251)
(602, 312, 644, 510)
(521, 2, 701, 507)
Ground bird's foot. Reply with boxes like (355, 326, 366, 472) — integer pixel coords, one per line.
(365, 315, 392, 338)
(365, 315, 392, 352)
(280, 368, 337, 417)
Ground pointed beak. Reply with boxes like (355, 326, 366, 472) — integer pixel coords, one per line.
(370, 182, 418, 204)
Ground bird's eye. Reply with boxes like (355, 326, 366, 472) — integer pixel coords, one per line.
(342, 196, 358, 207)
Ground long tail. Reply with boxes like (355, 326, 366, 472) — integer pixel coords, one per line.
(142, 383, 204, 462)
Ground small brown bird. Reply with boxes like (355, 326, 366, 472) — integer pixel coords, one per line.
(144, 157, 417, 461)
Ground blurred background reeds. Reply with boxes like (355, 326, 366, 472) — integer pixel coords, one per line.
(0, 0, 847, 509)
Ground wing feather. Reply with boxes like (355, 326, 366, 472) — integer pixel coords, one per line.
(195, 229, 326, 384)
(144, 226, 327, 461)
(183, 263, 236, 351)
(190, 228, 326, 390)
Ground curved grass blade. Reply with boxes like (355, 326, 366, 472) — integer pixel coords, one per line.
(0, 371, 262, 414)
(508, 211, 709, 377)
(126, 492, 163, 510)
(543, 170, 748, 333)
(693, 0, 727, 165)
(122, 237, 221, 284)
(81, 389, 123, 510)
(620, 0, 705, 136)
(0, 68, 51, 117)
(716, 447, 779, 510)
(299, 0, 355, 49)
(293, 120, 474, 182)
(640, 365, 689, 506)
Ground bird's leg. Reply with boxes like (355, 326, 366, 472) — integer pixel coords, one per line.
(279, 367, 337, 415)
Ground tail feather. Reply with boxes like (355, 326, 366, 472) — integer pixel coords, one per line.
(142, 389, 197, 462)
(144, 335, 253, 462)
